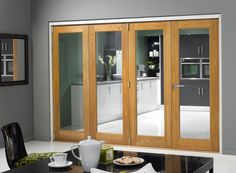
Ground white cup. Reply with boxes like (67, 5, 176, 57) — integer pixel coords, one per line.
(149, 51, 153, 57)
(50, 153, 67, 165)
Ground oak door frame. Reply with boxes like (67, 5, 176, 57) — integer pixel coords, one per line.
(171, 19, 219, 151)
(50, 18, 220, 151)
(89, 23, 130, 144)
(52, 25, 90, 141)
(129, 21, 172, 148)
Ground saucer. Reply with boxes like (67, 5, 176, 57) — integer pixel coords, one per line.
(113, 157, 144, 166)
(48, 161, 73, 168)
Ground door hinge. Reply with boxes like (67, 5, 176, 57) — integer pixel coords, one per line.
(128, 81, 131, 88)
(128, 137, 131, 145)
(127, 24, 130, 31)
(51, 27, 54, 33)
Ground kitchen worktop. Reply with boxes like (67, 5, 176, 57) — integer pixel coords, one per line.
(72, 77, 160, 85)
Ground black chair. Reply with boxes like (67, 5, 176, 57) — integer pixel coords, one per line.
(1, 122, 54, 169)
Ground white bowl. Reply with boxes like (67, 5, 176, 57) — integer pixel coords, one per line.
(90, 168, 112, 173)
(132, 163, 157, 173)
(90, 163, 157, 173)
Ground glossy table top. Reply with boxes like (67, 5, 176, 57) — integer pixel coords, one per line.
(3, 150, 213, 173)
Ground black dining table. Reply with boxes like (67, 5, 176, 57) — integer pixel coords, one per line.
(3, 150, 213, 173)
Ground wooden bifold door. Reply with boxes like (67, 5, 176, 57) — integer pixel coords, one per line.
(52, 19, 219, 152)
(129, 21, 172, 148)
(171, 19, 219, 151)
(52, 25, 90, 141)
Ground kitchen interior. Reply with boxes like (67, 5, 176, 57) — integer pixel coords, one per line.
(59, 28, 210, 140)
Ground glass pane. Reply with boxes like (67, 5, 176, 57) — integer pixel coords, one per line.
(136, 30, 164, 136)
(179, 28, 210, 139)
(1, 39, 25, 82)
(96, 32, 123, 134)
(59, 33, 84, 131)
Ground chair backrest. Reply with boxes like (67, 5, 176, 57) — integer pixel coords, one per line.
(1, 122, 28, 169)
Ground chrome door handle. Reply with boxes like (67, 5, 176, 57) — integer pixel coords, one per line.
(172, 84, 185, 88)
(201, 87, 204, 96)
(1, 43, 3, 51)
(197, 46, 200, 54)
(4, 43, 7, 52)
(201, 46, 204, 55)
(198, 87, 201, 95)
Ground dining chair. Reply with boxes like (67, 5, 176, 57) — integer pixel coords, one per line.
(1, 122, 55, 169)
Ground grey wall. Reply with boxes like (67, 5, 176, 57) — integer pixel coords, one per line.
(32, 0, 236, 154)
(0, 0, 32, 147)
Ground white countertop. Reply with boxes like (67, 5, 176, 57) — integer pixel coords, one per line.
(72, 77, 160, 85)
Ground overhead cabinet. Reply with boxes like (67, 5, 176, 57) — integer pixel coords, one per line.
(1, 38, 13, 54)
(180, 34, 209, 58)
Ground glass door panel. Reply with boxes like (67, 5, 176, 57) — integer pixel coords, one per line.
(179, 28, 210, 139)
(136, 30, 164, 137)
(171, 19, 219, 151)
(89, 24, 129, 144)
(96, 31, 123, 134)
(53, 25, 89, 141)
(129, 22, 171, 148)
(59, 33, 84, 131)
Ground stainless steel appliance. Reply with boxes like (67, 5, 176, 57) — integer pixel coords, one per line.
(181, 57, 209, 80)
(202, 58, 210, 79)
(181, 58, 201, 79)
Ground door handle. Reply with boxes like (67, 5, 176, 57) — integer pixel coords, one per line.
(1, 43, 3, 51)
(4, 43, 7, 52)
(201, 87, 204, 96)
(198, 87, 201, 95)
(172, 84, 185, 88)
(201, 46, 204, 55)
(197, 46, 200, 54)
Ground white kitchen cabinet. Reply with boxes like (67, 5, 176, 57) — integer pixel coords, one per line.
(71, 78, 160, 126)
(71, 84, 84, 129)
(137, 78, 160, 114)
(141, 80, 151, 112)
(149, 79, 160, 109)
(97, 82, 122, 124)
(97, 84, 110, 124)
(71, 82, 123, 126)
(137, 82, 141, 114)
